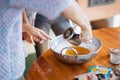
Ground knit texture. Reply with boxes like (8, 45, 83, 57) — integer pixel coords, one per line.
(0, 0, 73, 80)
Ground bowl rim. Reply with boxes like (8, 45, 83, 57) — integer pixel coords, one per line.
(49, 35, 102, 57)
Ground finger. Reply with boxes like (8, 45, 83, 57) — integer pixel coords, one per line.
(39, 30, 52, 40)
(25, 35, 35, 45)
(26, 37, 32, 43)
(30, 36, 35, 45)
(23, 32, 35, 45)
(33, 36, 40, 42)
(39, 40, 44, 44)
(80, 37, 90, 42)
(79, 33, 82, 39)
(23, 32, 32, 43)
(79, 33, 90, 42)
(33, 36, 46, 44)
(36, 30, 47, 40)
(79, 33, 84, 41)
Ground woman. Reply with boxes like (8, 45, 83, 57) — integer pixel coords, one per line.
(0, 0, 92, 80)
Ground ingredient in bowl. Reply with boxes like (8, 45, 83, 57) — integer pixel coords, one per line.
(65, 46, 90, 55)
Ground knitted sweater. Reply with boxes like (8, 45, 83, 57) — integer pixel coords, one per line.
(0, 0, 73, 79)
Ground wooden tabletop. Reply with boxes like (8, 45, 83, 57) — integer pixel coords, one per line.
(26, 27, 120, 80)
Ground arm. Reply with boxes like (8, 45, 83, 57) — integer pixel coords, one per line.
(11, 0, 92, 42)
(22, 10, 29, 24)
(62, 1, 92, 42)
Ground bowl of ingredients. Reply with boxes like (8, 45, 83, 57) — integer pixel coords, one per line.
(49, 35, 102, 64)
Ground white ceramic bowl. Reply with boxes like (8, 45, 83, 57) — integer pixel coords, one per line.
(49, 35, 102, 64)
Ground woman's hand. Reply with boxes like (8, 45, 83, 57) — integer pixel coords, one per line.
(22, 32, 35, 45)
(22, 10, 51, 44)
(62, 0, 93, 42)
(22, 23, 51, 44)
(79, 24, 93, 42)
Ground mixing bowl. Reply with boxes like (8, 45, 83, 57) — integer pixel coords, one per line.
(49, 35, 102, 64)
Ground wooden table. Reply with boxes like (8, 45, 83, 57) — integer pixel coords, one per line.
(26, 27, 120, 80)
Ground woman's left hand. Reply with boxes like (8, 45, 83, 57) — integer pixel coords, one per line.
(22, 23, 51, 44)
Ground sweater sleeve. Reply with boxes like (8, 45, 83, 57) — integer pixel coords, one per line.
(10, 0, 74, 20)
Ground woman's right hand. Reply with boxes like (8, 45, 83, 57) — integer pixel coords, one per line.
(79, 24, 93, 42)
(62, 0, 93, 42)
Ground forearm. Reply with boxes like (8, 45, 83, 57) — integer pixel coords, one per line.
(22, 10, 30, 32)
(22, 10, 29, 23)
(62, 1, 91, 30)
(62, 1, 92, 41)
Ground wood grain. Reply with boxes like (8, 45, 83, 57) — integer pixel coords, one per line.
(26, 27, 120, 80)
